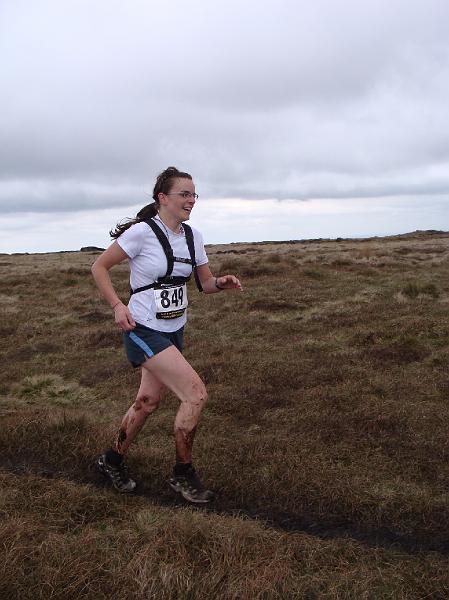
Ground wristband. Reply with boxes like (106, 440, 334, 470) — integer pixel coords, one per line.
(111, 300, 122, 310)
(215, 278, 225, 290)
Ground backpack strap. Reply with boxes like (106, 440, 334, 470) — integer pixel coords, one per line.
(183, 223, 203, 292)
(144, 218, 174, 277)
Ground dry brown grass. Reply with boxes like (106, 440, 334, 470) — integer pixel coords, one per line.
(1, 233, 449, 599)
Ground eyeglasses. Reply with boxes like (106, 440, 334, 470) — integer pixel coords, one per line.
(166, 191, 199, 200)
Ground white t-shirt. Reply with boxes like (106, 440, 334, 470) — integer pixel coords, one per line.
(117, 216, 208, 332)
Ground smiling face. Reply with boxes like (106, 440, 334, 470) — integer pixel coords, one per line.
(158, 177, 197, 225)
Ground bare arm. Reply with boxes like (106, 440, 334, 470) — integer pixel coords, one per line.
(91, 241, 136, 331)
(196, 263, 243, 294)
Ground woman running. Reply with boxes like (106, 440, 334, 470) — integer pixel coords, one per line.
(91, 167, 242, 503)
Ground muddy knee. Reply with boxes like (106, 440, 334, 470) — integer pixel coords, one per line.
(134, 392, 161, 415)
(188, 380, 208, 408)
(175, 385, 207, 431)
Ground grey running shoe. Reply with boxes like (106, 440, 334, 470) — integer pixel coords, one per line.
(169, 465, 214, 504)
(96, 454, 137, 493)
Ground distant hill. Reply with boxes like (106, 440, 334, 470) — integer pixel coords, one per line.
(80, 246, 105, 252)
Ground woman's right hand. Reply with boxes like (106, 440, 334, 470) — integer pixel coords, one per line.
(114, 303, 136, 331)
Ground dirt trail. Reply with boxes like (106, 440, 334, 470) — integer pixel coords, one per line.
(2, 460, 447, 556)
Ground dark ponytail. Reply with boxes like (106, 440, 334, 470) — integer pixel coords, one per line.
(110, 166, 192, 239)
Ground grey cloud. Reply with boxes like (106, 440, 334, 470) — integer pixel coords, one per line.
(3, 161, 449, 216)
(1, 0, 449, 215)
(0, 179, 147, 214)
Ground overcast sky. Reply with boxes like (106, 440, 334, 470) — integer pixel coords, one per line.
(1, 0, 448, 253)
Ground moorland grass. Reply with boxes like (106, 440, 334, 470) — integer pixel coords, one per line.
(0, 233, 448, 599)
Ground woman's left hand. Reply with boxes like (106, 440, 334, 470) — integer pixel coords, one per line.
(216, 274, 243, 291)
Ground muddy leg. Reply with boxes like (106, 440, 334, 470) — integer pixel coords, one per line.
(174, 426, 197, 464)
(114, 368, 165, 454)
(141, 346, 208, 463)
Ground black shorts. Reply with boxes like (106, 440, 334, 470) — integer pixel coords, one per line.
(123, 322, 184, 368)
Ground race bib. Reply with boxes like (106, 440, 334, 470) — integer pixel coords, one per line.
(154, 283, 188, 319)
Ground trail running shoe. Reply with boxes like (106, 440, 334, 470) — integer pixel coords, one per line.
(96, 453, 137, 493)
(169, 465, 214, 504)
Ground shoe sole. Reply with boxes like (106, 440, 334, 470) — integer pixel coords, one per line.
(168, 481, 213, 504)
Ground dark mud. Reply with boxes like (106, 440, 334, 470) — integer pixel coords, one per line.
(1, 459, 447, 557)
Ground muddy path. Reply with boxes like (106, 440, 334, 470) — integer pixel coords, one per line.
(1, 459, 448, 557)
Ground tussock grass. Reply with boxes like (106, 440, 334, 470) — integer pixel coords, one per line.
(1, 466, 448, 599)
(402, 281, 440, 299)
(1, 232, 449, 598)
